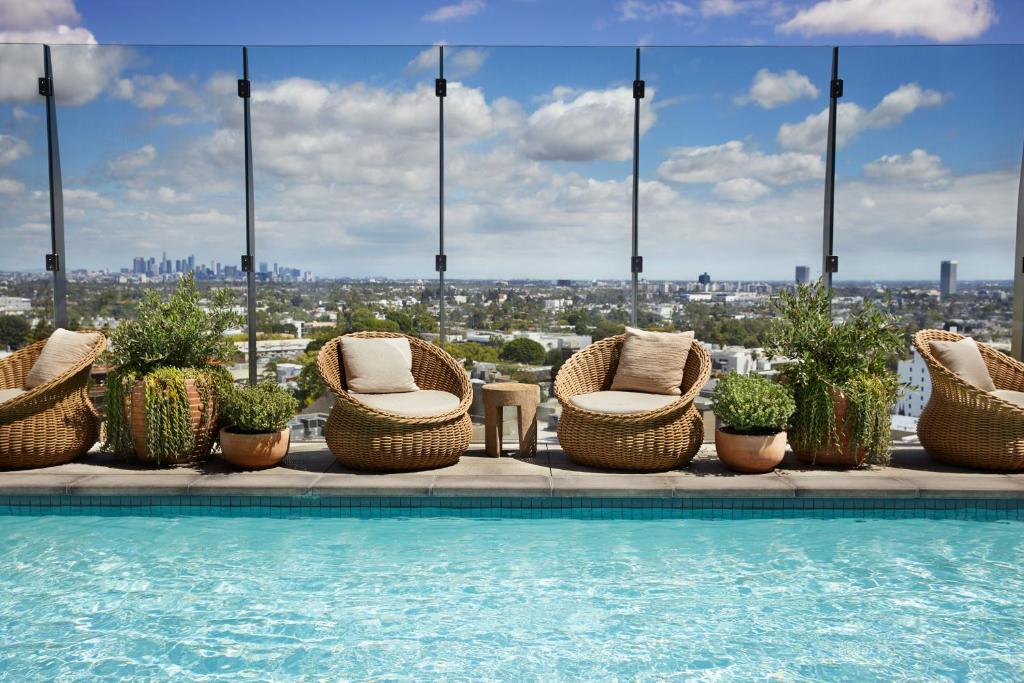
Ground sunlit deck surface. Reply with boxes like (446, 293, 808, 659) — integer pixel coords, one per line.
(3, 443, 1024, 499)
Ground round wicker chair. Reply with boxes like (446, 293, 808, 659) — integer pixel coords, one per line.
(0, 332, 106, 470)
(554, 334, 711, 472)
(317, 331, 472, 472)
(913, 329, 1024, 471)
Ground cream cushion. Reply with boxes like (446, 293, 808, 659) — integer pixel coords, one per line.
(929, 337, 996, 393)
(339, 336, 419, 394)
(0, 387, 26, 404)
(991, 390, 1024, 408)
(610, 327, 694, 396)
(570, 390, 677, 415)
(349, 390, 461, 417)
(25, 329, 101, 389)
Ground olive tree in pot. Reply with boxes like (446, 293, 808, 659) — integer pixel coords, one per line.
(766, 283, 903, 468)
(712, 373, 795, 473)
(218, 381, 298, 470)
(104, 274, 241, 465)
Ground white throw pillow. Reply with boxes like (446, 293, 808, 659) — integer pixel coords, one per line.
(929, 337, 996, 392)
(339, 336, 419, 394)
(25, 329, 101, 389)
(610, 327, 694, 396)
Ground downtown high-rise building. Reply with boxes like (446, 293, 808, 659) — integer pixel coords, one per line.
(795, 265, 810, 285)
(940, 260, 958, 299)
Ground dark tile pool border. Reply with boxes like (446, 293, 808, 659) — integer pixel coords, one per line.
(1, 495, 1023, 520)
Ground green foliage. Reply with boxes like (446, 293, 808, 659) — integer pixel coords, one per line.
(220, 381, 298, 433)
(766, 283, 902, 464)
(0, 315, 31, 350)
(105, 273, 243, 375)
(499, 337, 547, 365)
(293, 351, 327, 407)
(444, 341, 499, 367)
(712, 372, 795, 435)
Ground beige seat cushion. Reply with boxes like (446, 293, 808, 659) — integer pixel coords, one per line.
(570, 390, 677, 415)
(610, 327, 694, 396)
(339, 336, 419, 394)
(25, 329, 101, 389)
(349, 390, 460, 417)
(929, 337, 996, 392)
(0, 387, 26, 404)
(991, 389, 1024, 408)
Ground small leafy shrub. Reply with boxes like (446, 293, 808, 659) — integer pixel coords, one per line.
(220, 381, 298, 434)
(500, 337, 546, 365)
(712, 372, 795, 436)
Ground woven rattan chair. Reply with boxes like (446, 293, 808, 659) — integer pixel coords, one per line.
(913, 329, 1024, 471)
(317, 331, 472, 472)
(0, 332, 105, 470)
(554, 334, 711, 472)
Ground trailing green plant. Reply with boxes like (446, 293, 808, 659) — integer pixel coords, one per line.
(220, 381, 298, 434)
(102, 274, 243, 460)
(711, 372, 795, 436)
(766, 283, 903, 465)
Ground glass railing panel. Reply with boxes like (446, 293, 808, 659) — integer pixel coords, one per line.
(446, 46, 635, 444)
(248, 47, 438, 439)
(0, 45, 54, 345)
(833, 46, 1024, 435)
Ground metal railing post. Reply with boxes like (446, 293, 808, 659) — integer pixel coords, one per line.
(821, 46, 842, 295)
(239, 47, 258, 384)
(40, 45, 68, 328)
(436, 45, 447, 345)
(1013, 143, 1024, 360)
(630, 47, 644, 327)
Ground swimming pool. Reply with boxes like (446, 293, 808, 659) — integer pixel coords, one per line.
(1, 500, 1022, 680)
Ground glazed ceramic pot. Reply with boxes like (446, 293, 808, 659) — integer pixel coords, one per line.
(714, 428, 788, 474)
(218, 427, 291, 470)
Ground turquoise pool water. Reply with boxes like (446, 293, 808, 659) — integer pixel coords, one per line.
(1, 510, 1023, 680)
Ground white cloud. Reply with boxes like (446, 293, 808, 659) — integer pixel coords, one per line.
(713, 177, 770, 201)
(106, 144, 158, 176)
(423, 0, 485, 22)
(863, 149, 950, 185)
(657, 140, 824, 186)
(407, 46, 487, 78)
(112, 73, 199, 110)
(520, 86, 656, 162)
(777, 83, 945, 153)
(407, 46, 441, 72)
(737, 68, 819, 109)
(64, 188, 114, 209)
(617, 0, 693, 20)
(0, 0, 79, 30)
(450, 49, 488, 78)
(778, 0, 996, 42)
(0, 134, 29, 166)
(700, 0, 743, 15)
(0, 177, 25, 194)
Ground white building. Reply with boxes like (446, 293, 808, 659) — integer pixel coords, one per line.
(276, 362, 302, 384)
(0, 296, 31, 315)
(896, 348, 931, 417)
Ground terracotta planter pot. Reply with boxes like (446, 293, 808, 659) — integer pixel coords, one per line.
(219, 427, 291, 470)
(129, 378, 217, 465)
(715, 428, 787, 474)
(791, 393, 870, 468)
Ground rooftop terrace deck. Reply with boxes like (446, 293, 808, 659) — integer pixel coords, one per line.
(3, 443, 1023, 500)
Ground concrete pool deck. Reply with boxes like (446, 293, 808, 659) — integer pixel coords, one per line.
(2, 443, 1024, 499)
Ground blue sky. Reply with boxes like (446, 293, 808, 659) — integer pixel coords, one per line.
(0, 0, 1022, 282)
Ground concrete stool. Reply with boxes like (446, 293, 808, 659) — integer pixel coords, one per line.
(482, 382, 540, 457)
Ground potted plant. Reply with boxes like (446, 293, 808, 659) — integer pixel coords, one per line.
(104, 274, 241, 465)
(218, 381, 298, 469)
(766, 283, 902, 467)
(712, 372, 795, 473)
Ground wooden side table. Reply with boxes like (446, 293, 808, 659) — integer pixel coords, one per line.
(482, 382, 541, 458)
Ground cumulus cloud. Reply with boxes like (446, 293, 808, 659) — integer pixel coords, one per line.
(713, 177, 770, 201)
(0, 177, 25, 194)
(617, 0, 692, 20)
(519, 86, 656, 162)
(0, 134, 29, 166)
(111, 73, 201, 110)
(777, 83, 945, 153)
(407, 46, 487, 78)
(423, 0, 485, 22)
(657, 140, 824, 186)
(0, 0, 79, 30)
(863, 149, 950, 185)
(778, 0, 996, 42)
(106, 144, 158, 176)
(736, 68, 819, 109)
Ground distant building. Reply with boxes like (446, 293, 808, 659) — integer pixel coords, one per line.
(896, 348, 931, 417)
(940, 260, 958, 299)
(697, 272, 711, 286)
(259, 261, 269, 274)
(795, 265, 810, 285)
(0, 296, 31, 315)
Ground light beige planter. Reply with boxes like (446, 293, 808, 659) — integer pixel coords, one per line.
(714, 428, 787, 474)
(219, 427, 291, 470)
